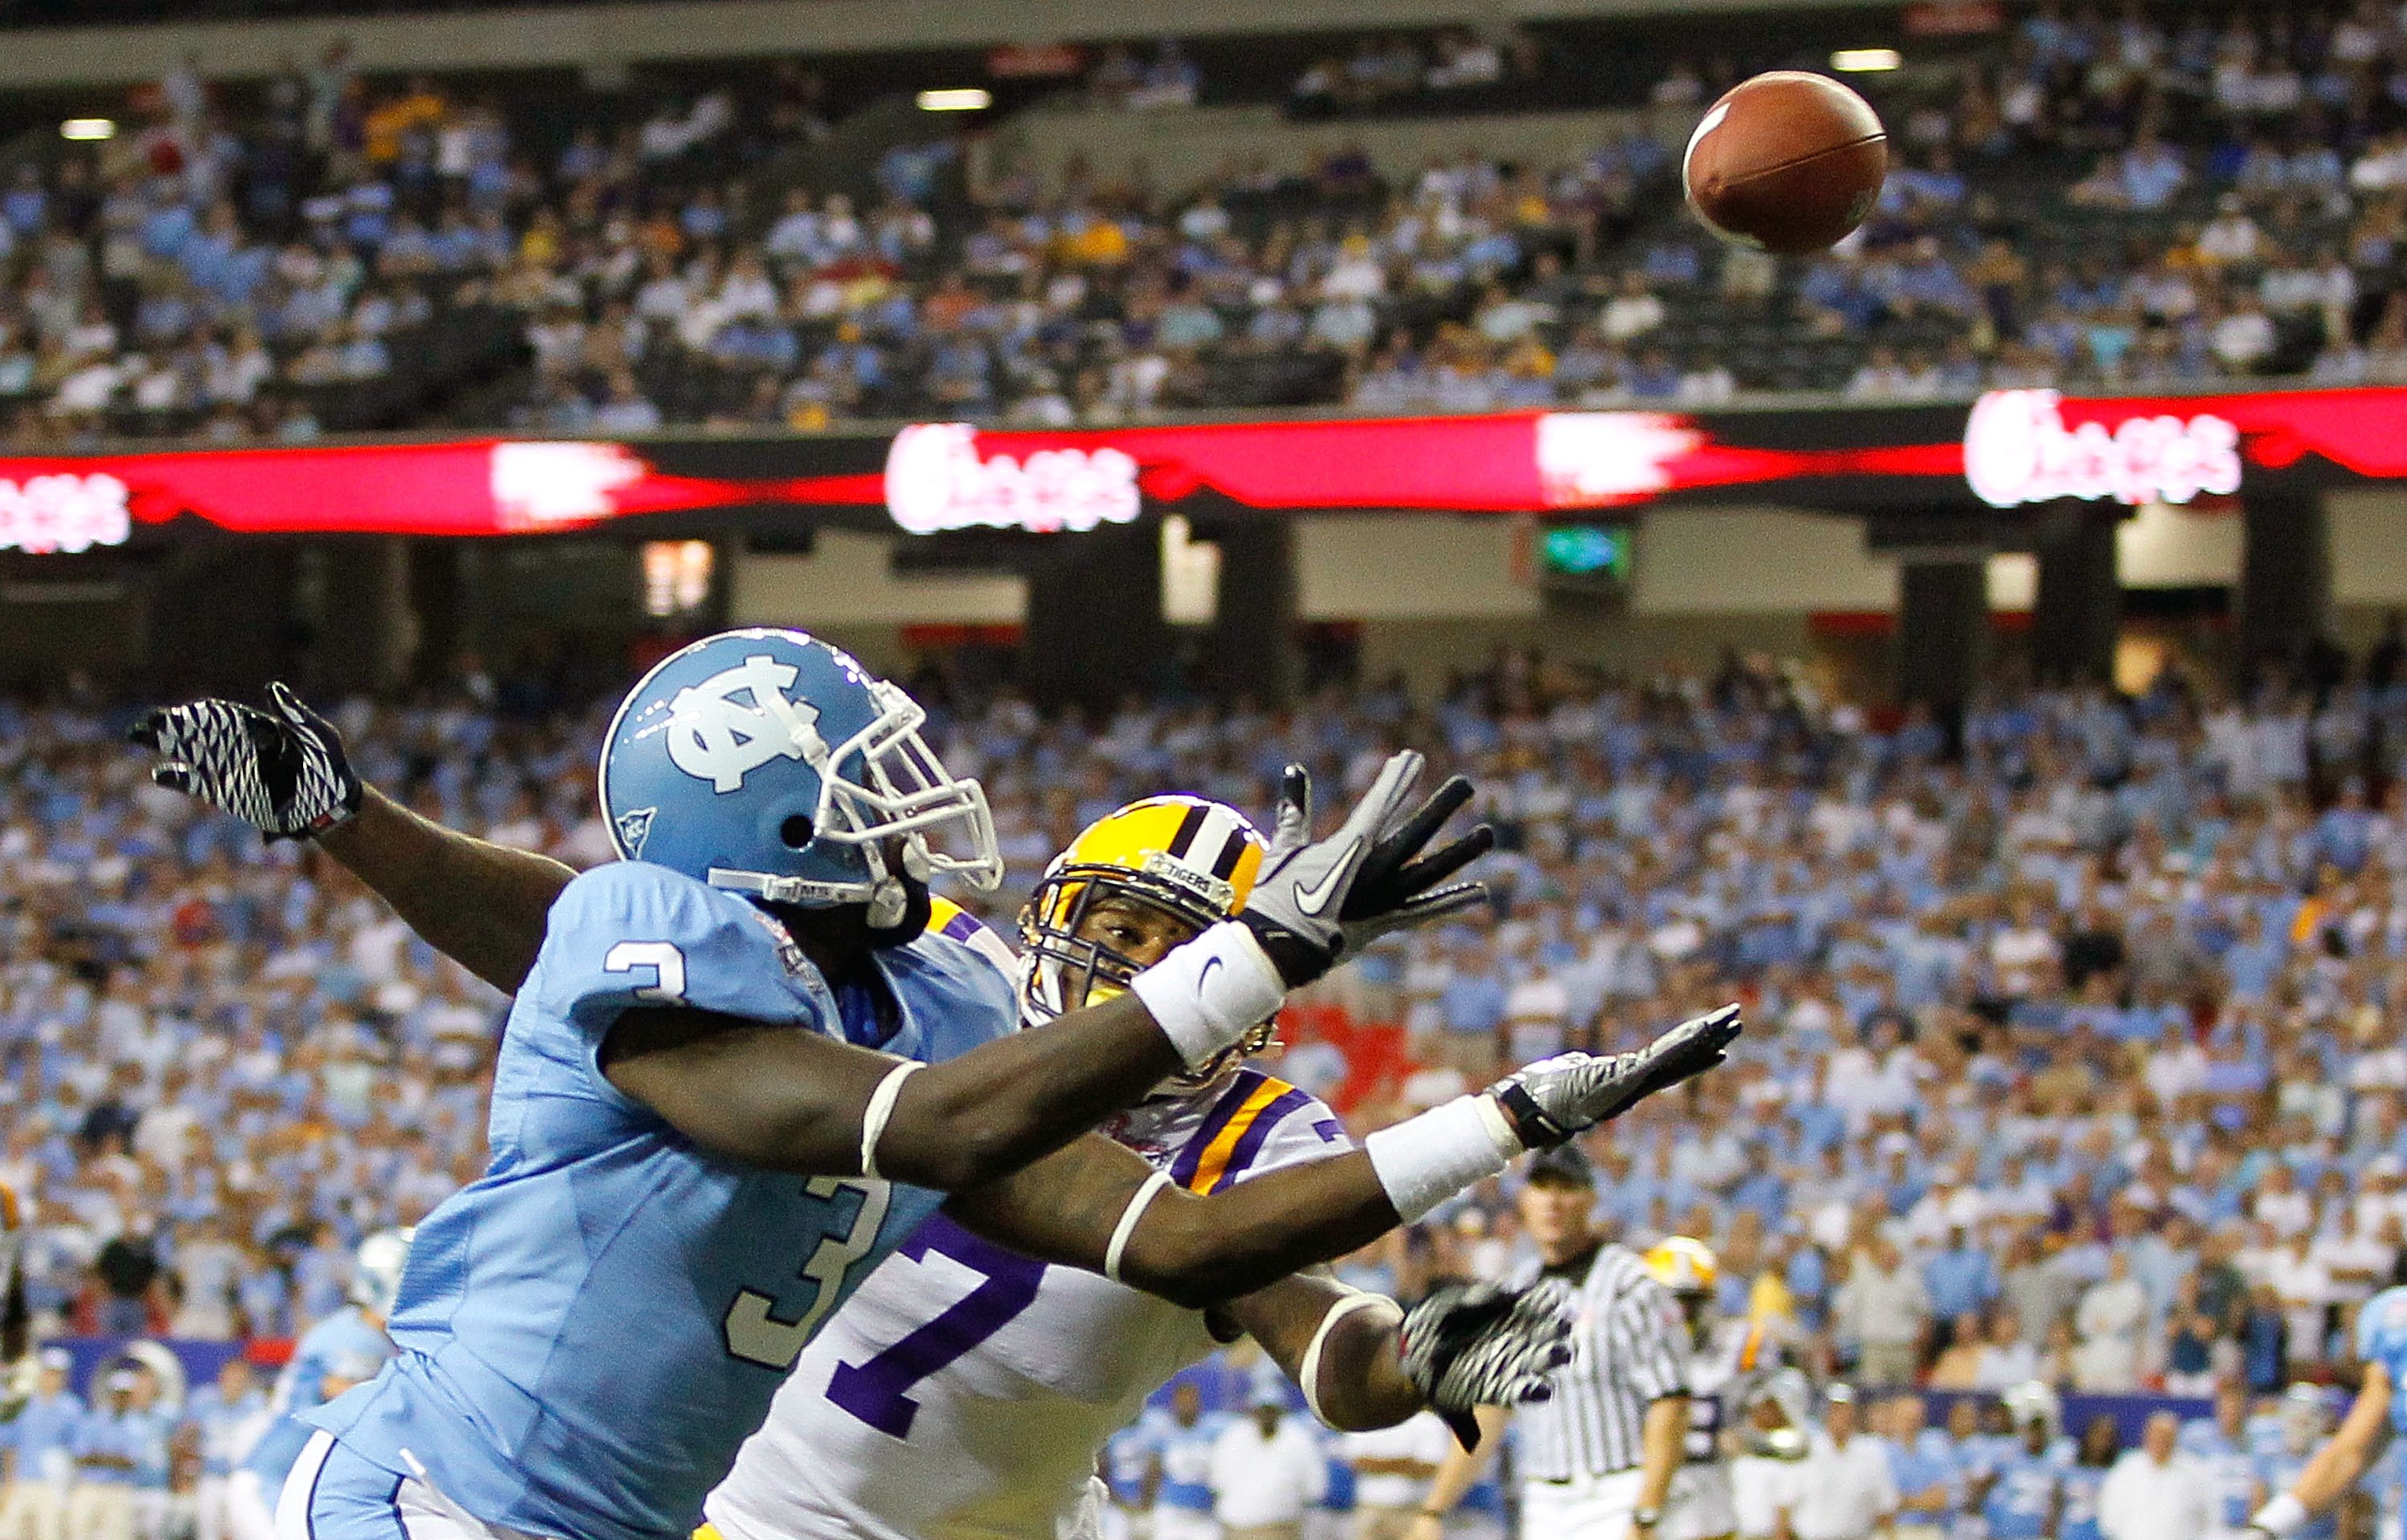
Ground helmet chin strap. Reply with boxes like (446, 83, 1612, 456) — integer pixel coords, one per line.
(868, 877, 908, 930)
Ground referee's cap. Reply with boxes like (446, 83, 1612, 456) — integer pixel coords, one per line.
(1525, 1141, 1596, 1189)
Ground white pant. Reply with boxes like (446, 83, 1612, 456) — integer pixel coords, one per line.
(68, 1485, 132, 1540)
(1666, 1465, 1737, 1540)
(0, 1480, 72, 1540)
(197, 1477, 232, 1540)
(221, 1473, 274, 1540)
(1148, 1509, 1220, 1540)
(274, 1435, 547, 1540)
(1521, 1469, 1643, 1540)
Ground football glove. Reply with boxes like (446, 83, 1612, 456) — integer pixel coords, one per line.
(1397, 1279, 1574, 1451)
(1242, 755, 1494, 987)
(128, 683, 363, 841)
(1487, 1005, 1743, 1149)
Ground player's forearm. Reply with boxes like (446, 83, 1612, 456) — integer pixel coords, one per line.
(1122, 1152, 1411, 1307)
(953, 1136, 1403, 1309)
(1419, 1406, 1508, 1513)
(2265, 1374, 2392, 1524)
(319, 787, 574, 993)
(1636, 1396, 1687, 1513)
(879, 994, 1187, 1191)
(2287, 1435, 2373, 1513)
(1229, 1275, 1419, 1431)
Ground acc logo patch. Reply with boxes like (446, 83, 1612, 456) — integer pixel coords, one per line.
(614, 805, 658, 857)
(665, 654, 830, 792)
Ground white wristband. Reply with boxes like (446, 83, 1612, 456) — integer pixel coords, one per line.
(2251, 1493, 2308, 1538)
(858, 1060, 921, 1180)
(1105, 1169, 1175, 1285)
(1364, 1095, 1521, 1224)
(1128, 922, 1287, 1068)
(1301, 1290, 1401, 1428)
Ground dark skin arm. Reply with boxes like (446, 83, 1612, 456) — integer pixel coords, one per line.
(940, 1132, 1411, 1312)
(1221, 1270, 1421, 1432)
(599, 995, 1191, 1194)
(318, 788, 573, 994)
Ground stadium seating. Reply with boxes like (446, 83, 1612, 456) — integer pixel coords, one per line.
(10, 645, 2407, 1412)
(2, 6, 2403, 448)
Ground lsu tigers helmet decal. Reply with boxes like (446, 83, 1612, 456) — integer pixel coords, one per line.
(1021, 795, 1270, 1086)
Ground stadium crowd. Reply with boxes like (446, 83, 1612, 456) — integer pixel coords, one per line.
(2, 2, 2407, 445)
(6, 634, 2407, 1534)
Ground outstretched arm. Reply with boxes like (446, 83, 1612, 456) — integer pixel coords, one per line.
(2251, 1361, 2393, 1534)
(599, 995, 1187, 1189)
(942, 1132, 1406, 1310)
(1221, 1272, 1419, 1432)
(132, 687, 570, 994)
(319, 788, 574, 994)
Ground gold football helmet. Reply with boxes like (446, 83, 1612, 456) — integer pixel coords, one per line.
(1021, 795, 1271, 1086)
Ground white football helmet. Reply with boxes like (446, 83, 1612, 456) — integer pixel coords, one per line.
(350, 1229, 414, 1319)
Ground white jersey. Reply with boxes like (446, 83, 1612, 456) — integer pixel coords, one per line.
(1668, 1315, 1780, 1540)
(706, 1064, 1351, 1540)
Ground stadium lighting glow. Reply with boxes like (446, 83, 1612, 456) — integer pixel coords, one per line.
(915, 88, 992, 111)
(59, 118, 116, 141)
(1830, 49, 1902, 72)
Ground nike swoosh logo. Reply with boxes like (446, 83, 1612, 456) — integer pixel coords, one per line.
(1198, 955, 1224, 990)
(1291, 842, 1359, 917)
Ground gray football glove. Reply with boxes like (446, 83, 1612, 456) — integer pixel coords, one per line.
(128, 683, 363, 841)
(1243, 755, 1495, 987)
(1488, 1005, 1743, 1149)
(1398, 1279, 1574, 1451)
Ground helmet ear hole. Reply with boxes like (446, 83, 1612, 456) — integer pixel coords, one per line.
(779, 815, 815, 849)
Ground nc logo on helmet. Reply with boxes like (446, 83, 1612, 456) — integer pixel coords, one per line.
(664, 654, 831, 792)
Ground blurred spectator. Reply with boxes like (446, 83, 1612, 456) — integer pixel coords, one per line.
(2096, 1412, 2213, 1540)
(1211, 1380, 1328, 1540)
(1790, 1387, 1898, 1540)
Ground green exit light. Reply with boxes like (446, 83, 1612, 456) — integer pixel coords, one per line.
(1540, 525, 1630, 579)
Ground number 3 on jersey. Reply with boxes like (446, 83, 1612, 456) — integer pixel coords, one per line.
(725, 1177, 894, 1370)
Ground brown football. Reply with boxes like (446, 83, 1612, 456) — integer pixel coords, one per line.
(1683, 71, 1889, 256)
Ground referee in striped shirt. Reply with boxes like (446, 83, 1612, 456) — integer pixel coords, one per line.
(1409, 1142, 1694, 1540)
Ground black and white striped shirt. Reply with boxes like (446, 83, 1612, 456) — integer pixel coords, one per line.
(1507, 1242, 1692, 1480)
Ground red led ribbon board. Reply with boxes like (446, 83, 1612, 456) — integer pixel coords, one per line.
(3, 388, 2403, 554)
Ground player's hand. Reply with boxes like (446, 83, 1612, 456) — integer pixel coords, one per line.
(1486, 1005, 1743, 1149)
(1243, 755, 1493, 987)
(128, 683, 363, 841)
(1404, 1516, 1446, 1540)
(1398, 1279, 1571, 1451)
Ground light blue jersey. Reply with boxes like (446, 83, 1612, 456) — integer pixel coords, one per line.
(2364, 1287, 2407, 1429)
(1982, 1449, 2060, 1540)
(75, 1405, 171, 1489)
(5, 1391, 86, 1485)
(2057, 1462, 2109, 1540)
(306, 862, 1017, 1540)
(186, 1382, 269, 1477)
(2179, 1420, 2260, 1533)
(1153, 1414, 1224, 1514)
(247, 1307, 392, 1489)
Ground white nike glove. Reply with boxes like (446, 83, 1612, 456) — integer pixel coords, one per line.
(1240, 755, 1495, 987)
(130, 683, 363, 841)
(1488, 1006, 1744, 1147)
(1398, 1279, 1575, 1452)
